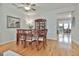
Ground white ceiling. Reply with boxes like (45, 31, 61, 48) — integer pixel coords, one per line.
(12, 3, 77, 11)
(35, 3, 78, 12)
(11, 3, 79, 15)
(1, 3, 79, 13)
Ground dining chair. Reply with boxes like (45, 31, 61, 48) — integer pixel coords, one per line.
(36, 29, 48, 50)
(16, 29, 25, 46)
(23, 29, 37, 48)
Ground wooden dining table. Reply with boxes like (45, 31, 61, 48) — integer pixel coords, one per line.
(16, 29, 47, 50)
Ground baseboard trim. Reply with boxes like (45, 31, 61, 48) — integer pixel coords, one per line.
(47, 37, 57, 40)
(0, 40, 15, 45)
(0, 38, 57, 45)
(72, 40, 79, 45)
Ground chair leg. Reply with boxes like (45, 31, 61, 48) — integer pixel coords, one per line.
(24, 40, 26, 48)
(43, 41, 45, 49)
(16, 36, 19, 46)
(30, 42, 33, 49)
(36, 37, 40, 50)
(45, 39, 47, 46)
(43, 37, 46, 49)
(16, 40, 19, 46)
(21, 40, 24, 44)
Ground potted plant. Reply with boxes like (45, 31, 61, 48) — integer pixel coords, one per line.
(28, 24, 33, 29)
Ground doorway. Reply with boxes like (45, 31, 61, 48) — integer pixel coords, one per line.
(57, 19, 72, 49)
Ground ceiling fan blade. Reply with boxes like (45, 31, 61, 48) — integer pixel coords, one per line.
(31, 4, 36, 6)
(24, 9, 31, 12)
(26, 3, 30, 5)
(21, 3, 30, 5)
(25, 3, 36, 6)
(12, 3, 36, 12)
(31, 8, 36, 11)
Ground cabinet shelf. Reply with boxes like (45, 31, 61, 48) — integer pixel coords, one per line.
(35, 19, 46, 29)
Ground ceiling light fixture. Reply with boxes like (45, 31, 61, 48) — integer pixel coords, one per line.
(12, 3, 36, 12)
(24, 6, 31, 10)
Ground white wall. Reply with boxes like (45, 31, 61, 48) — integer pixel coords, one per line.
(58, 5, 79, 45)
(0, 3, 47, 44)
(0, 4, 26, 44)
(0, 4, 2, 44)
(39, 6, 74, 40)
(28, 5, 79, 44)
(71, 5, 79, 45)
(0, 3, 79, 44)
(41, 11, 57, 39)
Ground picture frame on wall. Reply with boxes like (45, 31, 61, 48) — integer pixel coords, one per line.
(7, 16, 20, 28)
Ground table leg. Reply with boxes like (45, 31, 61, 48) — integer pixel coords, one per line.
(16, 34, 19, 45)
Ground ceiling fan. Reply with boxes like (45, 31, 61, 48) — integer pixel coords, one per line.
(13, 3, 36, 12)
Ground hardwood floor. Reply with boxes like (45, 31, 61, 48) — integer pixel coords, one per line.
(0, 40, 79, 56)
